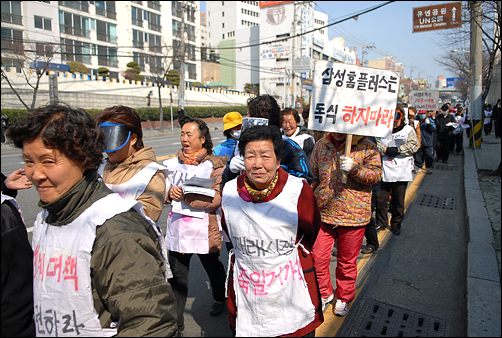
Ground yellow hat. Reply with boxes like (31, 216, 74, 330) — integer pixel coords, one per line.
(223, 112, 243, 131)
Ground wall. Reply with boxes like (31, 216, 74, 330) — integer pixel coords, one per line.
(0, 68, 253, 109)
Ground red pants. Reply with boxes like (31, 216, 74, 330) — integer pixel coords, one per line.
(312, 223, 366, 303)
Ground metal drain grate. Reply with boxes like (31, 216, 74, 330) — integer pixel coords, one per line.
(433, 163, 457, 171)
(337, 298, 446, 337)
(417, 194, 457, 210)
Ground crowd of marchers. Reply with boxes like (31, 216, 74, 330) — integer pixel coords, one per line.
(2, 94, 501, 337)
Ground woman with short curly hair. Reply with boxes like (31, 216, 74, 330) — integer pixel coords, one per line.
(7, 103, 178, 337)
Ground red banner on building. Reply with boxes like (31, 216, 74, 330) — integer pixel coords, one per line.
(259, 1, 293, 9)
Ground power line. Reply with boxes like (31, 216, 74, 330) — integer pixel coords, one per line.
(3, 1, 394, 56)
(212, 1, 395, 50)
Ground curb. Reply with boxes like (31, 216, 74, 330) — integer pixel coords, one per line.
(464, 144, 501, 337)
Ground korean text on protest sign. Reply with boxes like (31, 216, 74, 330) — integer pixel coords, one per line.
(309, 61, 400, 138)
(409, 90, 439, 111)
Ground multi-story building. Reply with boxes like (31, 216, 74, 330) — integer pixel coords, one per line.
(259, 1, 356, 108)
(206, 1, 260, 92)
(1, 1, 201, 83)
(206, 1, 356, 102)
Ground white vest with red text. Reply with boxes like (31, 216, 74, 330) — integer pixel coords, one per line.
(380, 124, 414, 182)
(100, 161, 172, 278)
(222, 174, 315, 337)
(32, 193, 136, 337)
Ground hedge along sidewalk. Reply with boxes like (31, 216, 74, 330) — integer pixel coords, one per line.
(1, 106, 247, 125)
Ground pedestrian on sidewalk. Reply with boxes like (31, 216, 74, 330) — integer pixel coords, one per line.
(408, 106, 422, 150)
(95, 105, 168, 223)
(95, 105, 173, 289)
(163, 117, 227, 335)
(376, 105, 419, 236)
(1, 113, 7, 144)
(414, 110, 436, 173)
(361, 183, 381, 254)
(7, 103, 178, 336)
(453, 107, 467, 155)
(281, 107, 315, 160)
(310, 132, 382, 317)
(213, 111, 243, 162)
(493, 98, 501, 139)
(221, 125, 323, 337)
(1, 169, 35, 337)
(483, 104, 493, 136)
(301, 106, 325, 143)
(435, 104, 455, 164)
(223, 95, 313, 185)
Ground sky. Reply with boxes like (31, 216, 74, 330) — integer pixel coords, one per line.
(201, 1, 466, 82)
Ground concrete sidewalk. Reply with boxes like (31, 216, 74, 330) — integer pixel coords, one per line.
(464, 132, 501, 337)
(335, 132, 500, 337)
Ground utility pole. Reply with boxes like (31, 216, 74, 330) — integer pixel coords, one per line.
(170, 87, 174, 131)
(360, 44, 375, 67)
(284, 68, 288, 109)
(409, 65, 416, 81)
(49, 74, 58, 104)
(157, 84, 164, 132)
(178, 1, 186, 109)
(290, 1, 296, 108)
(469, 1, 483, 148)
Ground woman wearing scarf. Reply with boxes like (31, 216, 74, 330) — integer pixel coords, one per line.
(6, 104, 177, 337)
(221, 125, 323, 337)
(163, 117, 227, 335)
(95, 105, 167, 224)
(310, 130, 382, 317)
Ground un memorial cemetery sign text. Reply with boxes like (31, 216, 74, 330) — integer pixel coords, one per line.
(413, 2, 462, 33)
(309, 61, 400, 138)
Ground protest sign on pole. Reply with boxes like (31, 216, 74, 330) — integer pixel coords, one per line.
(309, 61, 400, 182)
(409, 90, 439, 111)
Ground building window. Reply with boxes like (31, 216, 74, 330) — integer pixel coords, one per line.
(59, 11, 92, 38)
(1, 27, 24, 54)
(34, 16, 52, 31)
(222, 11, 224, 17)
(97, 45, 118, 67)
(132, 29, 144, 48)
(131, 6, 142, 26)
(147, 1, 160, 11)
(59, 1, 89, 13)
(96, 20, 117, 43)
(187, 63, 196, 80)
(145, 11, 161, 32)
(35, 43, 54, 57)
(95, 1, 116, 20)
(61, 38, 93, 64)
(1, 1, 23, 25)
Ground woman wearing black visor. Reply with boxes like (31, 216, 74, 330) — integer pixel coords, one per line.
(96, 105, 168, 224)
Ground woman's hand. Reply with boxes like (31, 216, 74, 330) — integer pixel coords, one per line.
(169, 185, 184, 201)
(5, 168, 33, 190)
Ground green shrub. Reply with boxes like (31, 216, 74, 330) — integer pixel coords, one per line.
(1, 106, 248, 124)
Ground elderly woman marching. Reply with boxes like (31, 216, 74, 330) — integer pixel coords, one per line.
(221, 125, 324, 337)
(6, 103, 177, 336)
(310, 131, 382, 317)
(163, 116, 227, 335)
(95, 105, 168, 223)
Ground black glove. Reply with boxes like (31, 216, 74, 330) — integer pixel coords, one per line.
(386, 147, 399, 158)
